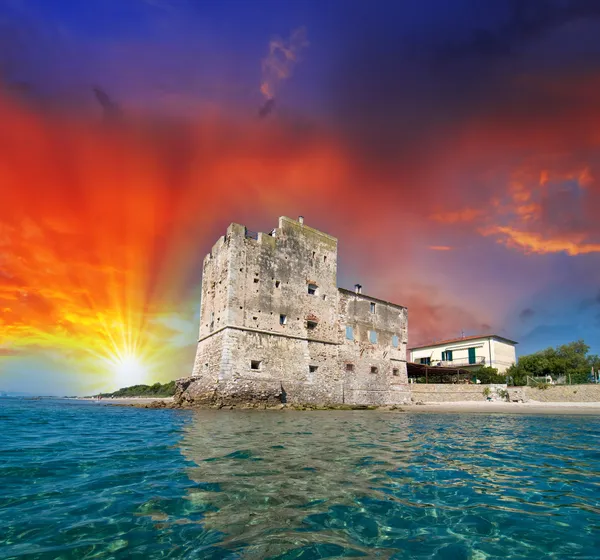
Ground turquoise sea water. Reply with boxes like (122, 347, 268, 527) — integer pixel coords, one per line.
(1, 400, 599, 559)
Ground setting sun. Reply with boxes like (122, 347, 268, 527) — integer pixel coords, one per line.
(111, 353, 147, 388)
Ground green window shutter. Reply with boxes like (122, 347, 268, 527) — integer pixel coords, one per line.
(468, 347, 476, 364)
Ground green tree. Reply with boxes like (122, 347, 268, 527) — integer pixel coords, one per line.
(506, 340, 596, 386)
(99, 381, 177, 398)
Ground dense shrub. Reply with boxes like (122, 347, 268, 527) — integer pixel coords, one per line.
(506, 340, 599, 386)
(99, 380, 176, 398)
(473, 366, 507, 384)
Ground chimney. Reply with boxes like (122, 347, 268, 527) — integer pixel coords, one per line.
(298, 216, 304, 225)
(354, 284, 362, 294)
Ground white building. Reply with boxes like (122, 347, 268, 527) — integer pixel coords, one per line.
(409, 335, 517, 374)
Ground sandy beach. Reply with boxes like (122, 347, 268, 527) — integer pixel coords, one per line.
(410, 401, 600, 415)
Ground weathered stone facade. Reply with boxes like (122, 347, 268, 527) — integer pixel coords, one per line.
(184, 216, 409, 406)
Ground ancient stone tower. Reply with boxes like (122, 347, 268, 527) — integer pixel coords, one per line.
(189, 216, 409, 405)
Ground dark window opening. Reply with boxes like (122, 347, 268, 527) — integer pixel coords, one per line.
(275, 280, 281, 288)
(371, 366, 379, 374)
(346, 363, 354, 372)
(441, 350, 453, 361)
(312, 251, 316, 259)
(309, 365, 318, 373)
(253, 278, 259, 283)
(253, 316, 258, 321)
(280, 314, 287, 325)
(370, 302, 376, 313)
(323, 255, 327, 262)
(419, 357, 431, 365)
(308, 283, 317, 295)
(307, 320, 318, 330)
(393, 368, 399, 376)
(251, 360, 261, 370)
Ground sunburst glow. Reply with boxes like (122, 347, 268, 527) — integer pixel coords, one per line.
(109, 352, 148, 388)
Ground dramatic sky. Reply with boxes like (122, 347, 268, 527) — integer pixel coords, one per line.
(1, 0, 599, 395)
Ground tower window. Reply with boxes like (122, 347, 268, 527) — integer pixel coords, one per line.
(251, 360, 262, 370)
(308, 283, 318, 295)
(393, 368, 399, 376)
(345, 363, 354, 372)
(371, 366, 378, 374)
(280, 314, 287, 325)
(254, 278, 259, 283)
(345, 326, 354, 340)
(392, 335, 399, 348)
(275, 280, 281, 288)
(370, 302, 376, 313)
(309, 365, 318, 373)
(307, 320, 318, 330)
(369, 330, 378, 344)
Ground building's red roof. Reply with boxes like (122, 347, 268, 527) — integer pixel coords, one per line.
(408, 334, 518, 351)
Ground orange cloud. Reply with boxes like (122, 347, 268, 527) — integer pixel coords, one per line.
(260, 27, 309, 100)
(483, 226, 600, 256)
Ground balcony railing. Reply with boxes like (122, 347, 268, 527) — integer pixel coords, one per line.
(437, 356, 486, 367)
(244, 228, 259, 240)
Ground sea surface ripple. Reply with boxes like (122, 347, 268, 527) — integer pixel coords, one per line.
(1, 399, 599, 559)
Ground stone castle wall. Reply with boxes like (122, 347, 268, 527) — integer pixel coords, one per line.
(189, 216, 409, 406)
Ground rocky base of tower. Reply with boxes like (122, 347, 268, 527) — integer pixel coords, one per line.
(173, 375, 411, 408)
(174, 376, 284, 408)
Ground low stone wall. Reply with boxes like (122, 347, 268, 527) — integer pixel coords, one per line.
(522, 384, 600, 402)
(409, 384, 507, 403)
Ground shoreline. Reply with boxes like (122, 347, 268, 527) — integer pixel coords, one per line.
(72, 397, 175, 404)
(101, 398, 600, 415)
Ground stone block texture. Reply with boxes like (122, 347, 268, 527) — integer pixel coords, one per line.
(187, 216, 409, 405)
